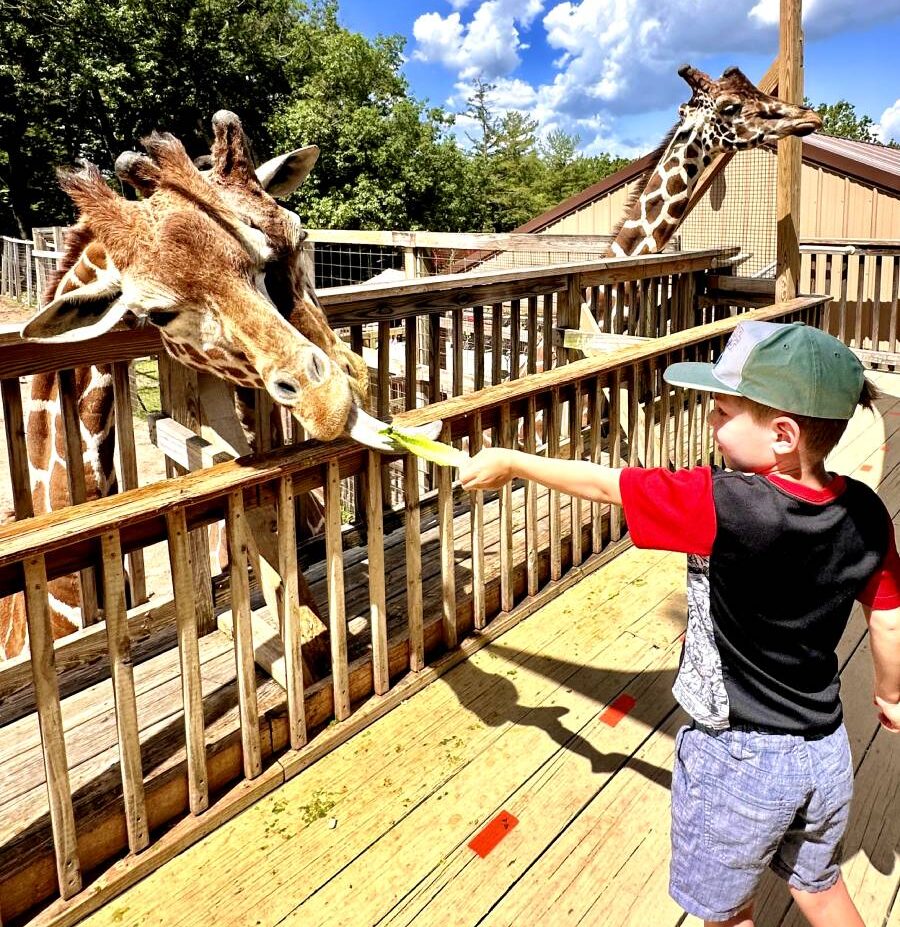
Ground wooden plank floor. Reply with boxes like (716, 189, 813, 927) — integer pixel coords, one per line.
(73, 371, 900, 927)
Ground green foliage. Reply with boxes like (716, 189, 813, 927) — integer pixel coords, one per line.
(809, 99, 878, 143)
(0, 1, 630, 237)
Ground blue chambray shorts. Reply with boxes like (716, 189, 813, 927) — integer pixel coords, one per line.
(669, 722, 853, 922)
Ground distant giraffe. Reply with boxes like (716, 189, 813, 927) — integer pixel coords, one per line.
(0, 111, 394, 664)
(607, 65, 820, 259)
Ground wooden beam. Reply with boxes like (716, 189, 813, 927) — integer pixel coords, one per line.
(776, 0, 803, 302)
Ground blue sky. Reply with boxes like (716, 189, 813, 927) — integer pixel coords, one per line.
(336, 0, 900, 158)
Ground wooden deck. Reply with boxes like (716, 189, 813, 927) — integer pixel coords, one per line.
(56, 371, 900, 927)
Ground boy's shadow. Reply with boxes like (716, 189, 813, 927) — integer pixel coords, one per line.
(442, 654, 672, 790)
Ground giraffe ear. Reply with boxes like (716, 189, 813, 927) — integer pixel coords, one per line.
(256, 145, 320, 198)
(22, 247, 129, 343)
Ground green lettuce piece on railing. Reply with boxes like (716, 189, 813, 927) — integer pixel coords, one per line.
(381, 424, 468, 468)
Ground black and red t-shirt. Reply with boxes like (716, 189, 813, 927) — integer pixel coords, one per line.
(620, 466, 900, 735)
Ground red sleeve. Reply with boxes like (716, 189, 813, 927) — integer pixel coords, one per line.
(858, 516, 900, 609)
(619, 466, 716, 555)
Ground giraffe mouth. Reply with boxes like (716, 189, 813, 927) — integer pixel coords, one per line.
(344, 403, 443, 452)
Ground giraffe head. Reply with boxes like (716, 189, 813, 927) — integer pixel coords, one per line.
(22, 112, 372, 443)
(677, 65, 821, 154)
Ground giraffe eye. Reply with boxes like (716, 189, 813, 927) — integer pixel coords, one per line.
(147, 309, 178, 327)
(719, 102, 741, 116)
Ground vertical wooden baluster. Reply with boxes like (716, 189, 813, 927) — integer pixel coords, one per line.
(56, 368, 99, 626)
(158, 357, 215, 634)
(809, 252, 818, 298)
(609, 369, 622, 542)
(644, 360, 657, 469)
(823, 255, 834, 334)
(639, 278, 651, 339)
(628, 366, 640, 472)
(615, 282, 626, 335)
(452, 308, 464, 396)
(499, 405, 515, 611)
(660, 355, 672, 468)
(166, 509, 209, 813)
(590, 378, 604, 554)
(890, 257, 900, 355)
(111, 361, 147, 606)
(838, 253, 849, 345)
(276, 476, 306, 750)
(601, 284, 612, 333)
(872, 254, 883, 353)
(854, 253, 865, 350)
(473, 306, 485, 390)
(404, 317, 417, 411)
(378, 320, 391, 508)
(428, 312, 442, 488)
(569, 385, 584, 568)
(324, 462, 351, 719)
(350, 325, 364, 364)
(469, 412, 487, 628)
(438, 423, 458, 647)
(548, 388, 562, 580)
(366, 451, 389, 695)
(510, 298, 521, 380)
(542, 294, 553, 372)
(23, 553, 82, 898)
(524, 398, 539, 595)
(492, 303, 503, 385)
(527, 296, 538, 374)
(100, 529, 149, 853)
(225, 491, 262, 778)
(404, 453, 424, 670)
(2, 377, 34, 519)
(660, 276, 670, 336)
(687, 389, 698, 468)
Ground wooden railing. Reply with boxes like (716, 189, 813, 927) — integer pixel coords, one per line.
(704, 239, 900, 363)
(0, 290, 827, 925)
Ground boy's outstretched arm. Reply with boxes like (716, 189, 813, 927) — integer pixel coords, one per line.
(459, 448, 623, 505)
(863, 605, 900, 732)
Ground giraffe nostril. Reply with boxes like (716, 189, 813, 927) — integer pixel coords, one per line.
(268, 373, 303, 405)
(307, 350, 330, 385)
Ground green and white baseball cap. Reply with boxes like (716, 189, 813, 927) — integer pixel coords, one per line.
(663, 321, 864, 420)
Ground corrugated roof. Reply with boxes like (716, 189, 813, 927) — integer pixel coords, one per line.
(519, 133, 900, 234)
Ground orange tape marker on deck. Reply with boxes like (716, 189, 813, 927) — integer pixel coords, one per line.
(600, 694, 637, 727)
(468, 811, 518, 858)
(861, 464, 874, 472)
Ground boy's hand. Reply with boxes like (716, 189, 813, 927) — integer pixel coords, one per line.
(459, 448, 515, 491)
(875, 695, 900, 733)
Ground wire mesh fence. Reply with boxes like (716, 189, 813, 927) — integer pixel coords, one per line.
(681, 147, 778, 278)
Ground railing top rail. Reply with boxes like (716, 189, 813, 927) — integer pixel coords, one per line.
(306, 229, 617, 251)
(1, 235, 32, 246)
(801, 238, 900, 253)
(0, 295, 826, 573)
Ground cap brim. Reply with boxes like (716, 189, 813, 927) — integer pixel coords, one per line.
(663, 361, 742, 396)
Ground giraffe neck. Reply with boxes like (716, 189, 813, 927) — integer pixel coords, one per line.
(27, 367, 118, 516)
(609, 119, 711, 258)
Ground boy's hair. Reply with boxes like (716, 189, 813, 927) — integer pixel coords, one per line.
(742, 377, 879, 459)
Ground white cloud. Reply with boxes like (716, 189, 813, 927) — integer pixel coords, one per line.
(413, 1, 545, 79)
(750, 0, 900, 35)
(417, 0, 900, 158)
(879, 99, 900, 143)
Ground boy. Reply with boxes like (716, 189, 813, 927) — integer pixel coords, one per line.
(459, 321, 900, 927)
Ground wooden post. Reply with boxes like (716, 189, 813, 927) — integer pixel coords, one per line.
(776, 0, 803, 303)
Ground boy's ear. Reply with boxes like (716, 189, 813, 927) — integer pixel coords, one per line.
(771, 415, 801, 454)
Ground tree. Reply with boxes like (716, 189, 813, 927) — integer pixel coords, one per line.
(809, 99, 878, 143)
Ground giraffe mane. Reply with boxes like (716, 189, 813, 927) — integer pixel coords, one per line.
(608, 122, 680, 246)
